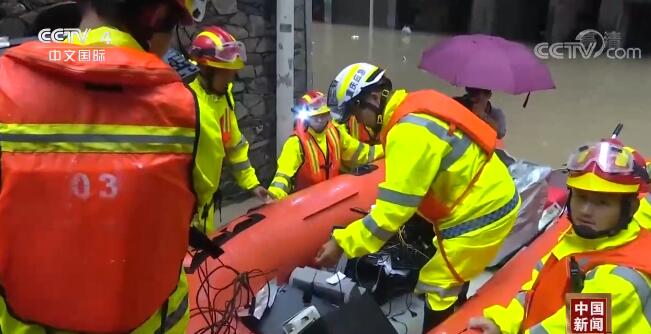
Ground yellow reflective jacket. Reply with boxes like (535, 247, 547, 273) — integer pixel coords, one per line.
(484, 221, 651, 333)
(332, 89, 518, 256)
(189, 77, 260, 233)
(268, 123, 384, 200)
(332, 89, 519, 310)
(0, 27, 195, 334)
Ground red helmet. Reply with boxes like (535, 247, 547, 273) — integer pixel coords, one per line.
(189, 26, 246, 70)
(292, 90, 331, 119)
(566, 140, 647, 194)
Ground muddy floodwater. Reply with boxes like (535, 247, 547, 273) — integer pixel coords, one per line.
(311, 23, 651, 166)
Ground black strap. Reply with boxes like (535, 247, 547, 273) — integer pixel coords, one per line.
(159, 299, 169, 333)
(569, 256, 585, 293)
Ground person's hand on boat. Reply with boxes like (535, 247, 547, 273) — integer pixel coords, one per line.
(315, 239, 344, 268)
(468, 317, 501, 334)
(251, 185, 274, 204)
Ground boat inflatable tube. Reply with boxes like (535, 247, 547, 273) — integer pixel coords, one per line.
(186, 160, 386, 333)
(431, 216, 572, 334)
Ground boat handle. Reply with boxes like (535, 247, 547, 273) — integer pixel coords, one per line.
(303, 191, 358, 221)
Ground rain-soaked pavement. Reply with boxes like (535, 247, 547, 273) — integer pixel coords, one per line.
(311, 23, 651, 166)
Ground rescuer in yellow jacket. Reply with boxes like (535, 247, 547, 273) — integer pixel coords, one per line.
(0, 0, 212, 333)
(268, 90, 383, 200)
(188, 26, 272, 232)
(315, 63, 520, 331)
(469, 140, 651, 334)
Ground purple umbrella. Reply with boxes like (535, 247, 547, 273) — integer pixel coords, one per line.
(418, 34, 555, 95)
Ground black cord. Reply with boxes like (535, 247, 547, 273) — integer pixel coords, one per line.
(189, 254, 273, 334)
(389, 316, 408, 334)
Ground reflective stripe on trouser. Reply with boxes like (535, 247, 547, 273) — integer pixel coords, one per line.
(416, 193, 520, 311)
(0, 272, 190, 334)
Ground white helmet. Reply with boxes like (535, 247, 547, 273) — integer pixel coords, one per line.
(189, 0, 208, 22)
(327, 63, 390, 119)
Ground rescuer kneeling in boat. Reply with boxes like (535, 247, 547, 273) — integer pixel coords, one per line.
(267, 90, 384, 200)
(188, 26, 273, 225)
(315, 62, 521, 331)
(469, 140, 651, 333)
(0, 0, 217, 333)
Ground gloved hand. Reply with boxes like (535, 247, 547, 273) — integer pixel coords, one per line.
(468, 317, 502, 334)
(251, 185, 273, 204)
(315, 239, 344, 268)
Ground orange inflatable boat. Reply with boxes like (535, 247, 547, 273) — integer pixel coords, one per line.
(184, 156, 570, 334)
(430, 217, 571, 334)
(186, 160, 386, 333)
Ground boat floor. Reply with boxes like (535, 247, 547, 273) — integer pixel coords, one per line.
(378, 270, 493, 334)
(218, 198, 497, 334)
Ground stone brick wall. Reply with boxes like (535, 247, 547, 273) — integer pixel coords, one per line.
(173, 0, 311, 203)
(0, 1, 79, 38)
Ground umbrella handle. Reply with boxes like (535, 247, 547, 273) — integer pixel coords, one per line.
(611, 123, 624, 139)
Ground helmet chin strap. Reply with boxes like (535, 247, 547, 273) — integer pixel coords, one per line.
(356, 88, 391, 133)
(566, 190, 635, 239)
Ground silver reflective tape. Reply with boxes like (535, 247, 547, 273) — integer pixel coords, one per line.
(270, 181, 288, 192)
(368, 145, 375, 162)
(585, 269, 597, 281)
(351, 142, 364, 163)
(1, 133, 194, 144)
(275, 173, 292, 184)
(397, 114, 469, 170)
(516, 291, 527, 307)
(231, 160, 251, 171)
(362, 214, 394, 241)
(377, 187, 422, 207)
(227, 136, 248, 152)
(611, 266, 651, 325)
(529, 324, 550, 334)
(415, 281, 462, 298)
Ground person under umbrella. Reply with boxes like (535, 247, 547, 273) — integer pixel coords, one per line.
(419, 34, 555, 140)
(454, 87, 506, 139)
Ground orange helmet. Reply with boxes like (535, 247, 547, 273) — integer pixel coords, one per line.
(189, 26, 246, 70)
(292, 90, 331, 119)
(566, 140, 647, 194)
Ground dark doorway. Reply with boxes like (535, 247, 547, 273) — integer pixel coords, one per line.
(626, 2, 651, 55)
(313, 0, 325, 22)
(496, 0, 550, 42)
(569, 0, 602, 41)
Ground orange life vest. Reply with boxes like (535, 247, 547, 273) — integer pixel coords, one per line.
(0, 42, 197, 333)
(379, 89, 498, 282)
(347, 116, 378, 144)
(294, 121, 342, 191)
(521, 229, 651, 330)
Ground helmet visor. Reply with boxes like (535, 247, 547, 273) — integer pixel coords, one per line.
(567, 142, 635, 174)
(214, 41, 247, 63)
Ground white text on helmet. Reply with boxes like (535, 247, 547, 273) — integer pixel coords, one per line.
(346, 68, 367, 98)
